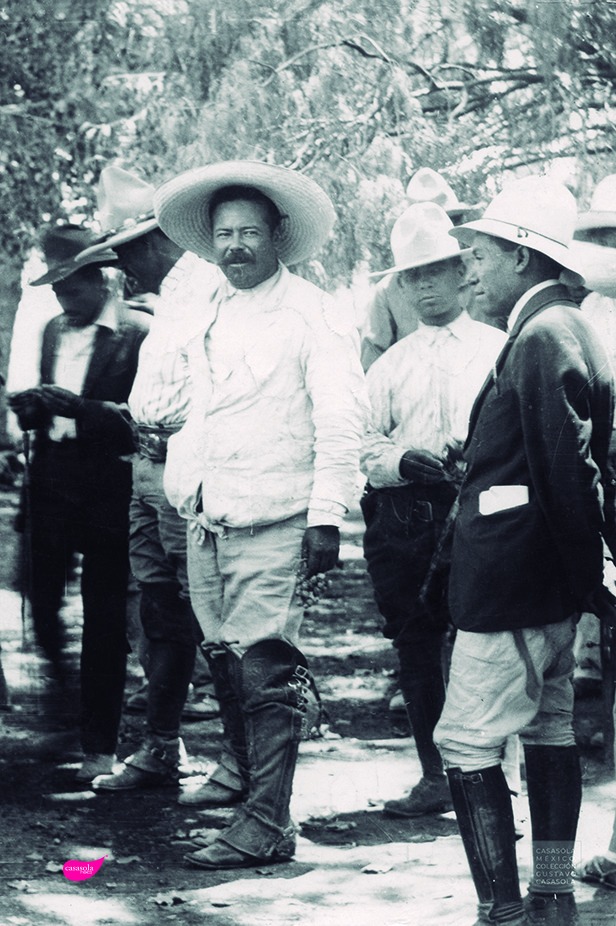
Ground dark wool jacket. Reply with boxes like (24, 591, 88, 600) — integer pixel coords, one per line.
(449, 283, 616, 633)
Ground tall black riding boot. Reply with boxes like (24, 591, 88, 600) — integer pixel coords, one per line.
(447, 765, 527, 925)
(523, 745, 581, 925)
(185, 637, 310, 869)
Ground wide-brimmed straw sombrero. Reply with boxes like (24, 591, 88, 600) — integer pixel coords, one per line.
(153, 160, 336, 265)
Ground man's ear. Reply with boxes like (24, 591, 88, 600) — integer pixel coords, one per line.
(272, 216, 288, 250)
(514, 245, 532, 274)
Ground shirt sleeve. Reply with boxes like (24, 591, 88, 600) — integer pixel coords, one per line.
(301, 294, 369, 527)
(359, 357, 407, 488)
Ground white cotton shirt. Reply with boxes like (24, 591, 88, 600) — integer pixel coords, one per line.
(49, 299, 118, 441)
(361, 311, 507, 488)
(163, 264, 369, 531)
(127, 251, 221, 428)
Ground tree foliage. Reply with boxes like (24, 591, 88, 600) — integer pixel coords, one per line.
(2, 0, 616, 280)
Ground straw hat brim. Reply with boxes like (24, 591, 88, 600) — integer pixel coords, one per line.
(30, 249, 118, 287)
(369, 248, 470, 279)
(153, 161, 336, 265)
(450, 219, 584, 283)
(576, 211, 616, 233)
(76, 216, 159, 262)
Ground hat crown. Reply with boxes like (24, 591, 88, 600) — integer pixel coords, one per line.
(588, 174, 616, 215)
(96, 166, 155, 232)
(405, 167, 461, 211)
(390, 202, 461, 269)
(483, 176, 577, 248)
(40, 224, 99, 266)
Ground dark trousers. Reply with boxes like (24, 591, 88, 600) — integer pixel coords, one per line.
(27, 441, 130, 755)
(361, 482, 457, 778)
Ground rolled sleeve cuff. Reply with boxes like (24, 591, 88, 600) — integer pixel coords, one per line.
(307, 500, 348, 528)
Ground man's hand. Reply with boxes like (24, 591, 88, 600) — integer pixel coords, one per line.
(39, 385, 84, 418)
(399, 449, 446, 485)
(300, 525, 340, 578)
(8, 388, 44, 428)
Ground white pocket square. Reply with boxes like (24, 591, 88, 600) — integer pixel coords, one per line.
(479, 484, 529, 516)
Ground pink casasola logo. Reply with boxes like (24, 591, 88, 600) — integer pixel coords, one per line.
(63, 855, 106, 881)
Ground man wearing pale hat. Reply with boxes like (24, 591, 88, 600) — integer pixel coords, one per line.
(360, 166, 479, 370)
(360, 202, 506, 819)
(76, 166, 223, 794)
(8, 225, 145, 782)
(152, 160, 367, 869)
(433, 175, 616, 926)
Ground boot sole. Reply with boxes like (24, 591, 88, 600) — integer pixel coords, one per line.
(383, 801, 453, 819)
(184, 851, 293, 870)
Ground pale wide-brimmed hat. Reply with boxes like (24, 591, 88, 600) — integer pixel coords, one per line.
(570, 240, 616, 298)
(76, 165, 159, 261)
(153, 160, 336, 265)
(576, 175, 616, 233)
(406, 167, 478, 216)
(30, 224, 117, 287)
(450, 175, 583, 282)
(370, 202, 469, 278)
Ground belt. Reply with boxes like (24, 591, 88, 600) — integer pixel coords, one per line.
(136, 425, 181, 463)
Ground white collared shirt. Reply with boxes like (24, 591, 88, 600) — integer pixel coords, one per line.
(506, 279, 560, 332)
(361, 311, 506, 488)
(127, 252, 221, 427)
(163, 264, 369, 530)
(49, 299, 118, 441)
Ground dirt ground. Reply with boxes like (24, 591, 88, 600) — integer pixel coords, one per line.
(2, 487, 616, 926)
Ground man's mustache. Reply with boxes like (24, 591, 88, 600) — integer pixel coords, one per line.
(221, 250, 255, 266)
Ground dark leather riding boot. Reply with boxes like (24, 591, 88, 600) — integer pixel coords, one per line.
(447, 765, 526, 925)
(185, 638, 310, 869)
(523, 744, 581, 924)
(200, 643, 250, 796)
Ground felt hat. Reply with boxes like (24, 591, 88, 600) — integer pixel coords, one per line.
(576, 175, 616, 233)
(76, 166, 159, 260)
(450, 175, 583, 281)
(405, 167, 478, 216)
(153, 160, 336, 265)
(370, 202, 469, 277)
(29, 224, 117, 287)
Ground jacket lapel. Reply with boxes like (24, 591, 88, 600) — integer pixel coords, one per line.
(82, 327, 115, 397)
(465, 284, 577, 445)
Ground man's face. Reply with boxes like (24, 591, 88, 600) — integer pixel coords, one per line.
(398, 258, 463, 326)
(114, 236, 157, 294)
(467, 233, 521, 320)
(52, 268, 107, 327)
(211, 199, 279, 290)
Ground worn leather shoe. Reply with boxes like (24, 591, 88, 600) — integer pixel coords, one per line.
(524, 892, 579, 925)
(76, 753, 116, 782)
(178, 778, 246, 807)
(92, 763, 178, 791)
(184, 830, 295, 870)
(383, 775, 452, 817)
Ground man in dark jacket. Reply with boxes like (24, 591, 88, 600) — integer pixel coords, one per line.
(9, 225, 145, 782)
(434, 176, 616, 926)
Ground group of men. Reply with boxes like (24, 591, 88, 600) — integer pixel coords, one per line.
(8, 156, 616, 924)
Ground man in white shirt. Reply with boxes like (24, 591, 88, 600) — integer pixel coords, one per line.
(8, 225, 145, 782)
(152, 160, 367, 869)
(360, 202, 506, 819)
(360, 167, 480, 370)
